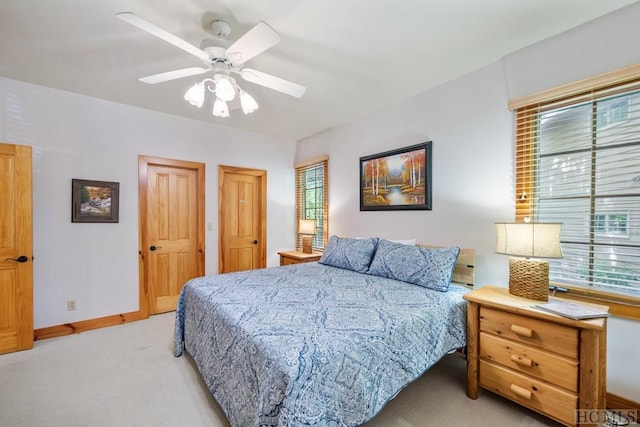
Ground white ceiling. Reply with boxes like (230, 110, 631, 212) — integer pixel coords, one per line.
(1, 0, 637, 141)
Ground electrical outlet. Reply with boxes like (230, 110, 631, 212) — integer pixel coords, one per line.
(67, 300, 77, 311)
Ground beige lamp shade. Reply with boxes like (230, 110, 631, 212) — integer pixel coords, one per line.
(298, 219, 317, 254)
(298, 219, 317, 235)
(495, 222, 562, 301)
(495, 222, 562, 258)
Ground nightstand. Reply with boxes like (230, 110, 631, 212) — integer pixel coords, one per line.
(278, 250, 322, 266)
(464, 286, 607, 427)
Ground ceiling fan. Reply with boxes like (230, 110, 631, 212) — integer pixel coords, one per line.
(116, 12, 305, 116)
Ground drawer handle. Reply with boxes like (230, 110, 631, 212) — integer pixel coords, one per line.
(510, 324, 533, 337)
(510, 354, 533, 367)
(510, 384, 532, 400)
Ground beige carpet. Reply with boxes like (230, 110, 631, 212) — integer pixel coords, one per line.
(0, 312, 563, 427)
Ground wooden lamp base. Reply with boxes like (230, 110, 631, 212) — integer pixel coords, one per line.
(302, 235, 313, 254)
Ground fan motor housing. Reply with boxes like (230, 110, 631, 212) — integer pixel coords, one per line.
(210, 19, 231, 38)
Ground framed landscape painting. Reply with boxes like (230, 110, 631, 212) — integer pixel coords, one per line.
(360, 142, 432, 211)
(71, 179, 120, 223)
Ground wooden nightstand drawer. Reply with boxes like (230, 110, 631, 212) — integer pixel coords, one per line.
(479, 332, 578, 392)
(281, 256, 300, 266)
(278, 250, 322, 266)
(480, 360, 578, 426)
(480, 307, 578, 359)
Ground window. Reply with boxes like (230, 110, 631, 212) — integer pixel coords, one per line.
(591, 212, 629, 237)
(511, 67, 640, 313)
(295, 156, 328, 251)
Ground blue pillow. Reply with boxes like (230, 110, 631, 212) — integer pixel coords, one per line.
(318, 236, 379, 273)
(367, 239, 460, 292)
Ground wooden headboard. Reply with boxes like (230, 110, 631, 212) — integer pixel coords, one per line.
(418, 245, 476, 288)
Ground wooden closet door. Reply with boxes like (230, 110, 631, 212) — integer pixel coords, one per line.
(218, 166, 266, 273)
(0, 143, 33, 354)
(138, 156, 205, 316)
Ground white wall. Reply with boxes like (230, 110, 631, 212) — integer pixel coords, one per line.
(296, 2, 640, 402)
(0, 77, 297, 329)
(297, 62, 513, 288)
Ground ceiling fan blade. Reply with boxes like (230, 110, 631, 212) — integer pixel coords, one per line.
(225, 22, 281, 65)
(139, 67, 209, 84)
(116, 12, 209, 62)
(240, 68, 306, 98)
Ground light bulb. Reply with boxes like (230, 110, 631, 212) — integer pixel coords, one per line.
(215, 77, 236, 102)
(239, 90, 259, 114)
(184, 82, 205, 108)
(213, 98, 229, 117)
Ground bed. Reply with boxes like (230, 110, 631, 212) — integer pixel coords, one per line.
(174, 237, 476, 427)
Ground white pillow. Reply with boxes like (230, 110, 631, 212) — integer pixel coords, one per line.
(354, 237, 416, 246)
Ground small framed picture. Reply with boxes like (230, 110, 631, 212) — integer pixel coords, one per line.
(71, 179, 120, 223)
(360, 142, 432, 211)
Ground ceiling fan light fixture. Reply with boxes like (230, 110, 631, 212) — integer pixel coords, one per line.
(119, 12, 307, 119)
(213, 98, 229, 118)
(214, 76, 236, 102)
(239, 90, 259, 115)
(184, 82, 205, 108)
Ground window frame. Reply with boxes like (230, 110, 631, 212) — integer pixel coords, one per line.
(510, 65, 640, 320)
(294, 156, 328, 252)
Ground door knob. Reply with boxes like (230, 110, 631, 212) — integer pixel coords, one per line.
(253, 240, 258, 245)
(150, 245, 162, 251)
(5, 255, 29, 263)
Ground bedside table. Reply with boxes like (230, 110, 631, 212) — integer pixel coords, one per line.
(464, 286, 607, 427)
(278, 250, 322, 266)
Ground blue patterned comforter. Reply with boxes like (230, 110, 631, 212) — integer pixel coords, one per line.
(174, 262, 468, 427)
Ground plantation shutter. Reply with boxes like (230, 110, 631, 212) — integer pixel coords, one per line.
(295, 156, 328, 251)
(512, 66, 640, 297)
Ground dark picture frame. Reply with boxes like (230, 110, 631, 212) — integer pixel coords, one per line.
(71, 179, 120, 223)
(360, 141, 432, 211)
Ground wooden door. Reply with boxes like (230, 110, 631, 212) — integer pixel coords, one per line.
(218, 166, 266, 273)
(0, 143, 33, 354)
(139, 156, 204, 316)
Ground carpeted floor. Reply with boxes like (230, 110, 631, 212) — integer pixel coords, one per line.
(0, 312, 564, 427)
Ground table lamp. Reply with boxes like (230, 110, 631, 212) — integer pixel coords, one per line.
(495, 220, 562, 301)
(298, 219, 317, 254)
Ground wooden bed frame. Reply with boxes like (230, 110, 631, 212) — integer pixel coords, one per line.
(418, 245, 476, 288)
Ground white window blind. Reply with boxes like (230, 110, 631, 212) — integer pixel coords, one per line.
(515, 78, 640, 298)
(295, 157, 328, 251)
